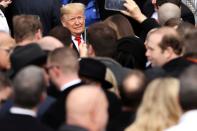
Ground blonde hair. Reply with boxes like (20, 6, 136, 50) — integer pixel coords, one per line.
(126, 77, 181, 131)
(61, 3, 85, 18)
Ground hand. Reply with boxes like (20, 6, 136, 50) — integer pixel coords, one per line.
(79, 42, 88, 57)
(120, 0, 147, 23)
(0, 0, 12, 8)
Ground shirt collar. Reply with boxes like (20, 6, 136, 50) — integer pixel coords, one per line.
(61, 79, 81, 91)
(10, 106, 36, 117)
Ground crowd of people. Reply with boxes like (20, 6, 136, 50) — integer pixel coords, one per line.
(0, 0, 197, 131)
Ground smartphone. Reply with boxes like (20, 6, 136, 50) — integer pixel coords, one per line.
(105, 0, 126, 11)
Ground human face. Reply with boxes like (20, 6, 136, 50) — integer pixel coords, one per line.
(145, 33, 168, 67)
(62, 11, 85, 36)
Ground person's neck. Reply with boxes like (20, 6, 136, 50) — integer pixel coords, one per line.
(58, 73, 80, 90)
(17, 39, 37, 46)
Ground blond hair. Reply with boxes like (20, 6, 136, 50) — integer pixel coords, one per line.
(125, 77, 182, 131)
(61, 3, 85, 19)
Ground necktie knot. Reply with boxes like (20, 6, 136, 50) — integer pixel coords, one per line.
(75, 36, 81, 46)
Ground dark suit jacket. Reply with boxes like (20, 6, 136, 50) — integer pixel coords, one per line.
(59, 124, 88, 131)
(41, 81, 84, 129)
(142, 1, 195, 25)
(5, 0, 61, 35)
(0, 113, 54, 131)
(162, 57, 194, 77)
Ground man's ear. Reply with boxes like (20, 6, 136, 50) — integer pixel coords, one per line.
(61, 18, 67, 27)
(164, 47, 174, 59)
(35, 29, 42, 40)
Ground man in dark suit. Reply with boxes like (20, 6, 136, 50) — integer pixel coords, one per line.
(5, 0, 61, 36)
(142, 0, 195, 25)
(61, 3, 86, 54)
(0, 66, 53, 131)
(41, 47, 83, 129)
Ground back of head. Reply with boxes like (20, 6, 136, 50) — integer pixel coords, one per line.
(119, 70, 146, 110)
(179, 65, 197, 111)
(154, 27, 183, 56)
(48, 47, 79, 74)
(176, 21, 195, 39)
(66, 85, 108, 131)
(37, 36, 64, 51)
(158, 3, 181, 26)
(0, 71, 12, 106)
(182, 29, 197, 58)
(13, 15, 43, 43)
(13, 66, 46, 108)
(127, 77, 181, 131)
(48, 26, 72, 47)
(87, 22, 117, 58)
(104, 14, 135, 39)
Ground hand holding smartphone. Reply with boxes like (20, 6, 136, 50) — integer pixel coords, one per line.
(105, 0, 126, 11)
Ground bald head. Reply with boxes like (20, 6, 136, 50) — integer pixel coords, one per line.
(66, 85, 108, 131)
(158, 3, 181, 25)
(37, 36, 64, 51)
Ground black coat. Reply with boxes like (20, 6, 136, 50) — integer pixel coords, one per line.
(41, 81, 84, 129)
(0, 113, 54, 131)
(162, 57, 194, 77)
(5, 0, 61, 36)
(59, 125, 88, 131)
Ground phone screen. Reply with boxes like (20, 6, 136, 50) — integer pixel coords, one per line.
(105, 0, 126, 11)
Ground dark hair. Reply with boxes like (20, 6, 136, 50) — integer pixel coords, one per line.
(156, 0, 181, 6)
(179, 65, 197, 111)
(183, 29, 197, 58)
(13, 15, 43, 43)
(159, 34, 183, 55)
(0, 71, 11, 90)
(87, 22, 117, 58)
(48, 26, 72, 47)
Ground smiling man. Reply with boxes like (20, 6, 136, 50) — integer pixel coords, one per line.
(61, 3, 85, 53)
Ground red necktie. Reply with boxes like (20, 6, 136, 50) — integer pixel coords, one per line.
(75, 36, 81, 46)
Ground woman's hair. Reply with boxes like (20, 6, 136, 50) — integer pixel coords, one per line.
(104, 14, 135, 39)
(126, 77, 182, 131)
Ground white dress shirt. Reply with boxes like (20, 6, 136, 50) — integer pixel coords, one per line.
(0, 9, 10, 34)
(165, 110, 197, 131)
(10, 106, 36, 117)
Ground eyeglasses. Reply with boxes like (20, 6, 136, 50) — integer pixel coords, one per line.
(67, 16, 84, 23)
